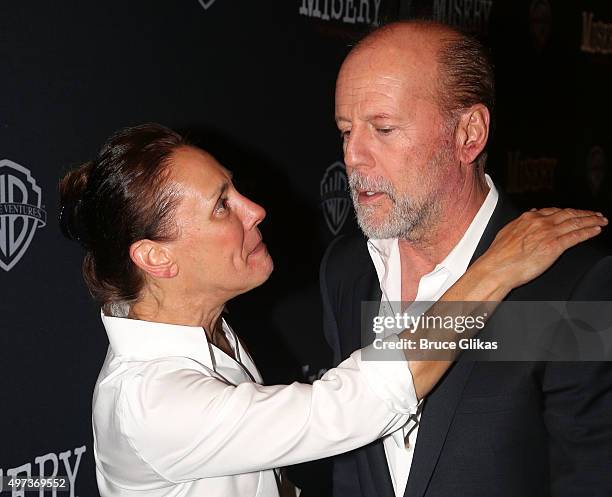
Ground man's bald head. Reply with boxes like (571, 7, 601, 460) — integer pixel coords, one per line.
(350, 20, 495, 115)
(353, 19, 459, 53)
(341, 20, 495, 169)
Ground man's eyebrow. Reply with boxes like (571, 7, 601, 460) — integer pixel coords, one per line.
(367, 113, 394, 120)
(335, 113, 395, 124)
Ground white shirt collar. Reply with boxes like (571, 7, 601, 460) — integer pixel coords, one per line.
(100, 311, 261, 383)
(367, 174, 499, 302)
(434, 173, 499, 279)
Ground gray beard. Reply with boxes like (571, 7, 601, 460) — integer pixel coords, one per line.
(347, 147, 454, 241)
(349, 172, 439, 241)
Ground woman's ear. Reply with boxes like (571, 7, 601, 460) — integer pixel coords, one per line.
(455, 104, 490, 166)
(129, 240, 178, 278)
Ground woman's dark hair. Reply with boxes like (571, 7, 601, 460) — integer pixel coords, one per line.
(59, 123, 186, 315)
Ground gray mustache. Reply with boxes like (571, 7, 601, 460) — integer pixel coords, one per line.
(348, 171, 397, 202)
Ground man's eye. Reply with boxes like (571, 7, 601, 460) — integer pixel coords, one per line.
(339, 129, 351, 140)
(376, 127, 394, 135)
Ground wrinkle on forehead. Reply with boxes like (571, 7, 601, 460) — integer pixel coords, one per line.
(338, 48, 438, 103)
(335, 90, 405, 121)
(336, 27, 443, 112)
(336, 74, 403, 109)
(168, 147, 231, 206)
(336, 69, 436, 123)
(342, 74, 403, 91)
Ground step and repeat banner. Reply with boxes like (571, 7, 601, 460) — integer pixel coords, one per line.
(1, 1, 610, 495)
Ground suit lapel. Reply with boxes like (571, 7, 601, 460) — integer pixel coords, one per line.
(469, 192, 520, 264)
(404, 192, 520, 497)
(359, 269, 383, 348)
(342, 250, 382, 359)
(403, 361, 475, 497)
(347, 257, 396, 497)
(365, 441, 397, 497)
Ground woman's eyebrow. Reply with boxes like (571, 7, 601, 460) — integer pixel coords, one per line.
(208, 180, 230, 201)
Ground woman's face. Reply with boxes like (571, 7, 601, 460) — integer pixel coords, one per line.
(166, 146, 273, 299)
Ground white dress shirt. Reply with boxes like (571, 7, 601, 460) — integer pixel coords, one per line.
(93, 311, 419, 497)
(367, 174, 498, 497)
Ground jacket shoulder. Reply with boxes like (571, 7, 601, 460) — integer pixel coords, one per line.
(512, 240, 612, 300)
(320, 234, 370, 281)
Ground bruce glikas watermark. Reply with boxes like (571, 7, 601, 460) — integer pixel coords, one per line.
(371, 311, 498, 351)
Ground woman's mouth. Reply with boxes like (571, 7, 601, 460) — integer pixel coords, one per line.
(249, 240, 266, 256)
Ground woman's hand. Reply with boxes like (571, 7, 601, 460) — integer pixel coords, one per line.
(473, 208, 608, 294)
(404, 207, 607, 400)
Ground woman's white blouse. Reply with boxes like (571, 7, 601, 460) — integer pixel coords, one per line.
(93, 312, 418, 497)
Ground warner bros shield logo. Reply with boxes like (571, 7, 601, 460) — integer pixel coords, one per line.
(320, 161, 351, 235)
(0, 159, 47, 271)
(198, 0, 217, 10)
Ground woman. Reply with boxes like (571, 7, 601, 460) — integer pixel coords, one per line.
(59, 124, 606, 497)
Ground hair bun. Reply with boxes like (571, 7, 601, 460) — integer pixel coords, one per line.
(58, 161, 93, 245)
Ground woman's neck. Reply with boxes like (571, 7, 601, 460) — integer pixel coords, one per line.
(128, 293, 225, 342)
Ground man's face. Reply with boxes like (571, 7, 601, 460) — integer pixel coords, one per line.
(335, 43, 457, 241)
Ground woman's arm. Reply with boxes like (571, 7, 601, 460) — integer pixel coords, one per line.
(406, 208, 608, 399)
(108, 208, 606, 480)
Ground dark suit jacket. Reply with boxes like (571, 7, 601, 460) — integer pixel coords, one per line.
(321, 195, 612, 497)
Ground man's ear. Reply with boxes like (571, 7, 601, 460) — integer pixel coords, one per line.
(455, 104, 490, 166)
(129, 240, 178, 279)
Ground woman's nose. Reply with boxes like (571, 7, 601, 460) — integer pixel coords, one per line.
(240, 194, 266, 229)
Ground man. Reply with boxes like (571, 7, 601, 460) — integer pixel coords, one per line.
(321, 20, 612, 497)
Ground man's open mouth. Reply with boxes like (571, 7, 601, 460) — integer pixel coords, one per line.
(357, 190, 386, 203)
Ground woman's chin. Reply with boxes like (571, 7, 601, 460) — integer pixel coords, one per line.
(244, 255, 274, 292)
(260, 255, 274, 282)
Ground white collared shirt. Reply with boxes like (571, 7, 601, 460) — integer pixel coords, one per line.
(93, 312, 419, 497)
(367, 174, 499, 497)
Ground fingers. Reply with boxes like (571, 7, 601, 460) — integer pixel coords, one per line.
(539, 207, 604, 224)
(533, 207, 561, 216)
(554, 211, 607, 250)
(533, 208, 607, 252)
(485, 206, 608, 289)
(557, 225, 604, 251)
(555, 213, 608, 234)
(506, 208, 607, 257)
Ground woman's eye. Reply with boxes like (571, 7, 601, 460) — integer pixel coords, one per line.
(215, 198, 229, 215)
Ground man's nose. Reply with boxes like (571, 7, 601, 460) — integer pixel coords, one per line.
(343, 127, 371, 173)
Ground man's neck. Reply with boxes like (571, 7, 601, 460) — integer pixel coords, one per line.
(399, 174, 489, 301)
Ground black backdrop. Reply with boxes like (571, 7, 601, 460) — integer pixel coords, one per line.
(1, 1, 610, 496)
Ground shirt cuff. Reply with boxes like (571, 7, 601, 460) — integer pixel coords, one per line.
(351, 334, 418, 415)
